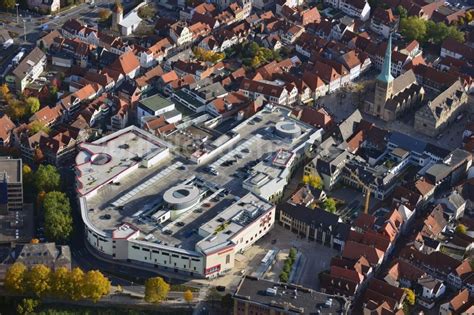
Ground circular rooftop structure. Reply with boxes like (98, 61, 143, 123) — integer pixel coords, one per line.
(275, 121, 301, 139)
(90, 153, 112, 165)
(163, 184, 200, 210)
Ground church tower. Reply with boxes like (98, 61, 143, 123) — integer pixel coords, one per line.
(373, 34, 394, 118)
(112, 1, 123, 33)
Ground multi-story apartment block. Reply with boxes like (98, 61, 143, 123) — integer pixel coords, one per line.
(11, 47, 46, 92)
(0, 158, 23, 213)
(239, 79, 298, 106)
(324, 0, 371, 21)
(370, 8, 399, 38)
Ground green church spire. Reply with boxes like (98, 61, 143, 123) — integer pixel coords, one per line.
(377, 33, 394, 83)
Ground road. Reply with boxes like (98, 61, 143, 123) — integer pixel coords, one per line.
(0, 0, 115, 44)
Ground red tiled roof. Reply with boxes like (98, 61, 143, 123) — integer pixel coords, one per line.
(371, 7, 397, 24)
(29, 104, 64, 126)
(385, 259, 425, 283)
(0, 115, 15, 143)
(297, 107, 333, 129)
(348, 230, 391, 252)
(320, 272, 359, 296)
(346, 130, 364, 153)
(449, 289, 473, 312)
(342, 241, 384, 266)
(160, 70, 179, 84)
(392, 186, 421, 209)
(353, 213, 376, 231)
(110, 51, 140, 76)
(330, 265, 364, 283)
(454, 260, 473, 278)
(442, 38, 474, 61)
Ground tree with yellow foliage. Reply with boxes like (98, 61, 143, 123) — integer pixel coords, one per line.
(456, 224, 467, 234)
(22, 164, 32, 181)
(50, 267, 70, 299)
(183, 289, 193, 303)
(0, 83, 10, 100)
(98, 9, 111, 22)
(67, 267, 85, 301)
(302, 174, 324, 189)
(5, 262, 27, 293)
(6, 98, 27, 121)
(403, 288, 415, 305)
(82, 270, 111, 302)
(24, 264, 51, 297)
(193, 47, 225, 64)
(145, 276, 170, 303)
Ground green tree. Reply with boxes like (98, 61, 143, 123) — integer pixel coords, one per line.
(6, 98, 27, 121)
(403, 288, 415, 305)
(34, 164, 60, 192)
(137, 5, 155, 19)
(456, 224, 467, 234)
(183, 289, 193, 303)
(145, 277, 170, 303)
(446, 26, 465, 43)
(43, 191, 73, 241)
(289, 248, 297, 259)
(82, 270, 111, 302)
(5, 262, 27, 293)
(395, 6, 407, 19)
(29, 121, 50, 135)
(25, 97, 40, 114)
(279, 271, 289, 282)
(49, 85, 59, 100)
(248, 42, 260, 57)
(16, 298, 39, 315)
(400, 17, 427, 41)
(323, 198, 337, 213)
(24, 264, 51, 297)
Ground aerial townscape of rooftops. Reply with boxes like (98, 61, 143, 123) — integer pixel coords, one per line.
(0, 0, 473, 313)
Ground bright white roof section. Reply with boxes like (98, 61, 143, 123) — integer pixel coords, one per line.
(75, 126, 170, 196)
(112, 223, 140, 240)
(196, 192, 273, 254)
(119, 11, 142, 28)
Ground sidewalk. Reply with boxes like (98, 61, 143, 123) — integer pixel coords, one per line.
(0, 288, 196, 312)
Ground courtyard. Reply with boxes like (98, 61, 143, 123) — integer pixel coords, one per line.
(207, 224, 337, 291)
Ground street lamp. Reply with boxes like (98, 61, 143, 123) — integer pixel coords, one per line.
(15, 3, 19, 24)
(23, 19, 26, 42)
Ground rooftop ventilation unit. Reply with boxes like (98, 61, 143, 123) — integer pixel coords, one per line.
(266, 287, 277, 296)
